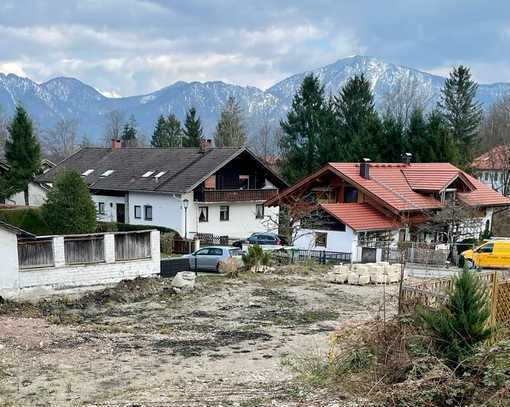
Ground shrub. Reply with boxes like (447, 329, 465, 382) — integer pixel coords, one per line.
(242, 244, 271, 272)
(418, 271, 493, 366)
(160, 232, 175, 255)
(219, 257, 241, 278)
(41, 170, 97, 234)
(0, 207, 51, 235)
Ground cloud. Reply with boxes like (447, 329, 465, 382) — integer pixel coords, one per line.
(0, 1, 509, 94)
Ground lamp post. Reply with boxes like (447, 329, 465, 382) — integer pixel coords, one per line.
(183, 198, 189, 240)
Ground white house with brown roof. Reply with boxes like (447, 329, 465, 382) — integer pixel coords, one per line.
(38, 143, 287, 240)
(472, 145, 510, 195)
(267, 159, 510, 262)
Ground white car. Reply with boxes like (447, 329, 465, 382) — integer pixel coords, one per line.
(185, 246, 243, 272)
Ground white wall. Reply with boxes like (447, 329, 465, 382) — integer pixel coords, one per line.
(128, 192, 184, 234)
(0, 228, 19, 289)
(188, 201, 279, 239)
(478, 170, 505, 193)
(294, 226, 355, 253)
(91, 194, 126, 223)
(7, 183, 48, 207)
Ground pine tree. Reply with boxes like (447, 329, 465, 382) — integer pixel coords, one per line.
(121, 115, 138, 147)
(1, 105, 41, 204)
(334, 74, 382, 161)
(280, 74, 331, 182)
(150, 114, 182, 147)
(214, 96, 246, 147)
(439, 66, 482, 165)
(419, 271, 492, 366)
(427, 110, 459, 163)
(41, 170, 97, 234)
(378, 114, 405, 162)
(182, 107, 203, 147)
(406, 108, 434, 162)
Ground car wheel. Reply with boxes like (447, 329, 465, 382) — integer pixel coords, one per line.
(216, 261, 224, 273)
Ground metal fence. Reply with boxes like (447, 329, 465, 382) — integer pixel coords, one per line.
(272, 249, 351, 265)
(17, 239, 54, 269)
(64, 235, 105, 265)
(115, 231, 151, 261)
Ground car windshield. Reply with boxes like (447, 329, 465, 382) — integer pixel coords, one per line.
(229, 249, 242, 256)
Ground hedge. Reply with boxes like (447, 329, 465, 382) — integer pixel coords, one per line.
(96, 221, 180, 237)
(0, 207, 52, 235)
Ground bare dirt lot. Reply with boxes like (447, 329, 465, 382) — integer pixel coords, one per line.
(0, 269, 397, 406)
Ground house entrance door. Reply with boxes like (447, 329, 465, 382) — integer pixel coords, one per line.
(361, 247, 377, 263)
(116, 203, 126, 223)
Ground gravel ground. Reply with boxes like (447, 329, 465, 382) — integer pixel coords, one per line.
(0, 271, 398, 406)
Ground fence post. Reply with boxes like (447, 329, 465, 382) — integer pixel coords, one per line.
(104, 234, 115, 263)
(150, 230, 161, 263)
(53, 236, 65, 267)
(490, 272, 498, 328)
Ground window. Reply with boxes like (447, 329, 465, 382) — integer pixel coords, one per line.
(154, 171, 166, 179)
(199, 206, 208, 222)
(209, 248, 223, 256)
(478, 243, 493, 253)
(256, 204, 264, 219)
(82, 169, 94, 176)
(142, 171, 154, 178)
(205, 175, 216, 189)
(220, 205, 229, 221)
(195, 248, 210, 256)
(101, 170, 114, 177)
(144, 205, 153, 221)
(343, 186, 358, 203)
(484, 172, 489, 181)
(239, 175, 249, 189)
(98, 202, 105, 215)
(134, 205, 141, 219)
(315, 232, 327, 247)
(229, 249, 242, 256)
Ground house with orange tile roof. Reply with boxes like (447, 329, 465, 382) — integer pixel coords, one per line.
(266, 158, 510, 262)
(471, 145, 510, 195)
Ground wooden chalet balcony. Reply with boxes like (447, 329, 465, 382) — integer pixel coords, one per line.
(202, 188, 278, 202)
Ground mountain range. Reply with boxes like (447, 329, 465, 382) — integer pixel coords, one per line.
(1, 55, 509, 145)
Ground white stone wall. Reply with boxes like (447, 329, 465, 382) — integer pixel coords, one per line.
(0, 228, 19, 289)
(1, 230, 160, 290)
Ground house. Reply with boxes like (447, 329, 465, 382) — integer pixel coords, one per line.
(266, 158, 510, 262)
(0, 156, 54, 206)
(38, 141, 287, 239)
(472, 145, 509, 195)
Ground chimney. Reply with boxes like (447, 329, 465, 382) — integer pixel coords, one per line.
(111, 138, 122, 149)
(199, 138, 213, 153)
(360, 158, 371, 179)
(402, 152, 412, 165)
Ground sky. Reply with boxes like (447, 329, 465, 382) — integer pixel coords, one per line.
(1, 1, 510, 97)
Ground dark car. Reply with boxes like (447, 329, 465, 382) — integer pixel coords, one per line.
(248, 232, 282, 246)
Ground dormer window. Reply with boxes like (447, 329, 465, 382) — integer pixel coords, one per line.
(155, 171, 166, 179)
(442, 188, 456, 203)
(101, 170, 114, 177)
(82, 169, 94, 176)
(142, 171, 155, 178)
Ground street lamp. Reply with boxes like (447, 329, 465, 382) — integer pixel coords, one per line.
(183, 198, 189, 240)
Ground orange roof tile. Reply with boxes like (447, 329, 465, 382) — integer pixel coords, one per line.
(472, 145, 509, 170)
(321, 203, 400, 231)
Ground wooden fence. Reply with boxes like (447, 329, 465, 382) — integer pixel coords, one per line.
(401, 272, 510, 326)
(64, 235, 105, 265)
(18, 239, 54, 269)
(115, 231, 151, 261)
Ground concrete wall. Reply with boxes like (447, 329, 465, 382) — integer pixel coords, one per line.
(1, 230, 160, 291)
(0, 228, 19, 289)
(188, 201, 279, 239)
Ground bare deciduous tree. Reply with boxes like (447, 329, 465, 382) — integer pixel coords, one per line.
(103, 110, 125, 146)
(42, 118, 79, 162)
(381, 75, 434, 125)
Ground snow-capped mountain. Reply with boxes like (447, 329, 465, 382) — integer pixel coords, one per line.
(0, 56, 509, 143)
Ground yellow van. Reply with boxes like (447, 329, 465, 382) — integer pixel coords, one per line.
(461, 240, 510, 269)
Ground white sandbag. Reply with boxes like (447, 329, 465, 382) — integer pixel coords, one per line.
(347, 273, 359, 285)
(358, 275, 370, 285)
(172, 271, 196, 291)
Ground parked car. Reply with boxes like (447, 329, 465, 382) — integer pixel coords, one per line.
(461, 240, 510, 269)
(185, 246, 243, 272)
(233, 232, 283, 248)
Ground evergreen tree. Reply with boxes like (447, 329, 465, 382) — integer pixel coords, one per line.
(150, 114, 182, 147)
(427, 110, 459, 163)
(406, 108, 434, 162)
(121, 115, 138, 147)
(279, 74, 333, 182)
(41, 170, 97, 234)
(419, 271, 492, 366)
(1, 105, 41, 204)
(214, 96, 246, 147)
(182, 107, 203, 147)
(334, 74, 382, 161)
(439, 66, 483, 165)
(378, 114, 405, 162)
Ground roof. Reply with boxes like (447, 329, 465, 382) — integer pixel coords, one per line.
(0, 221, 35, 238)
(320, 203, 400, 231)
(472, 145, 509, 171)
(269, 162, 510, 211)
(37, 146, 287, 194)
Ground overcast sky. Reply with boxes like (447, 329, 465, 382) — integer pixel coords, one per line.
(1, 1, 509, 97)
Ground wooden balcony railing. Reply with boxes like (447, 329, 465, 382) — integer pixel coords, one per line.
(202, 188, 278, 202)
